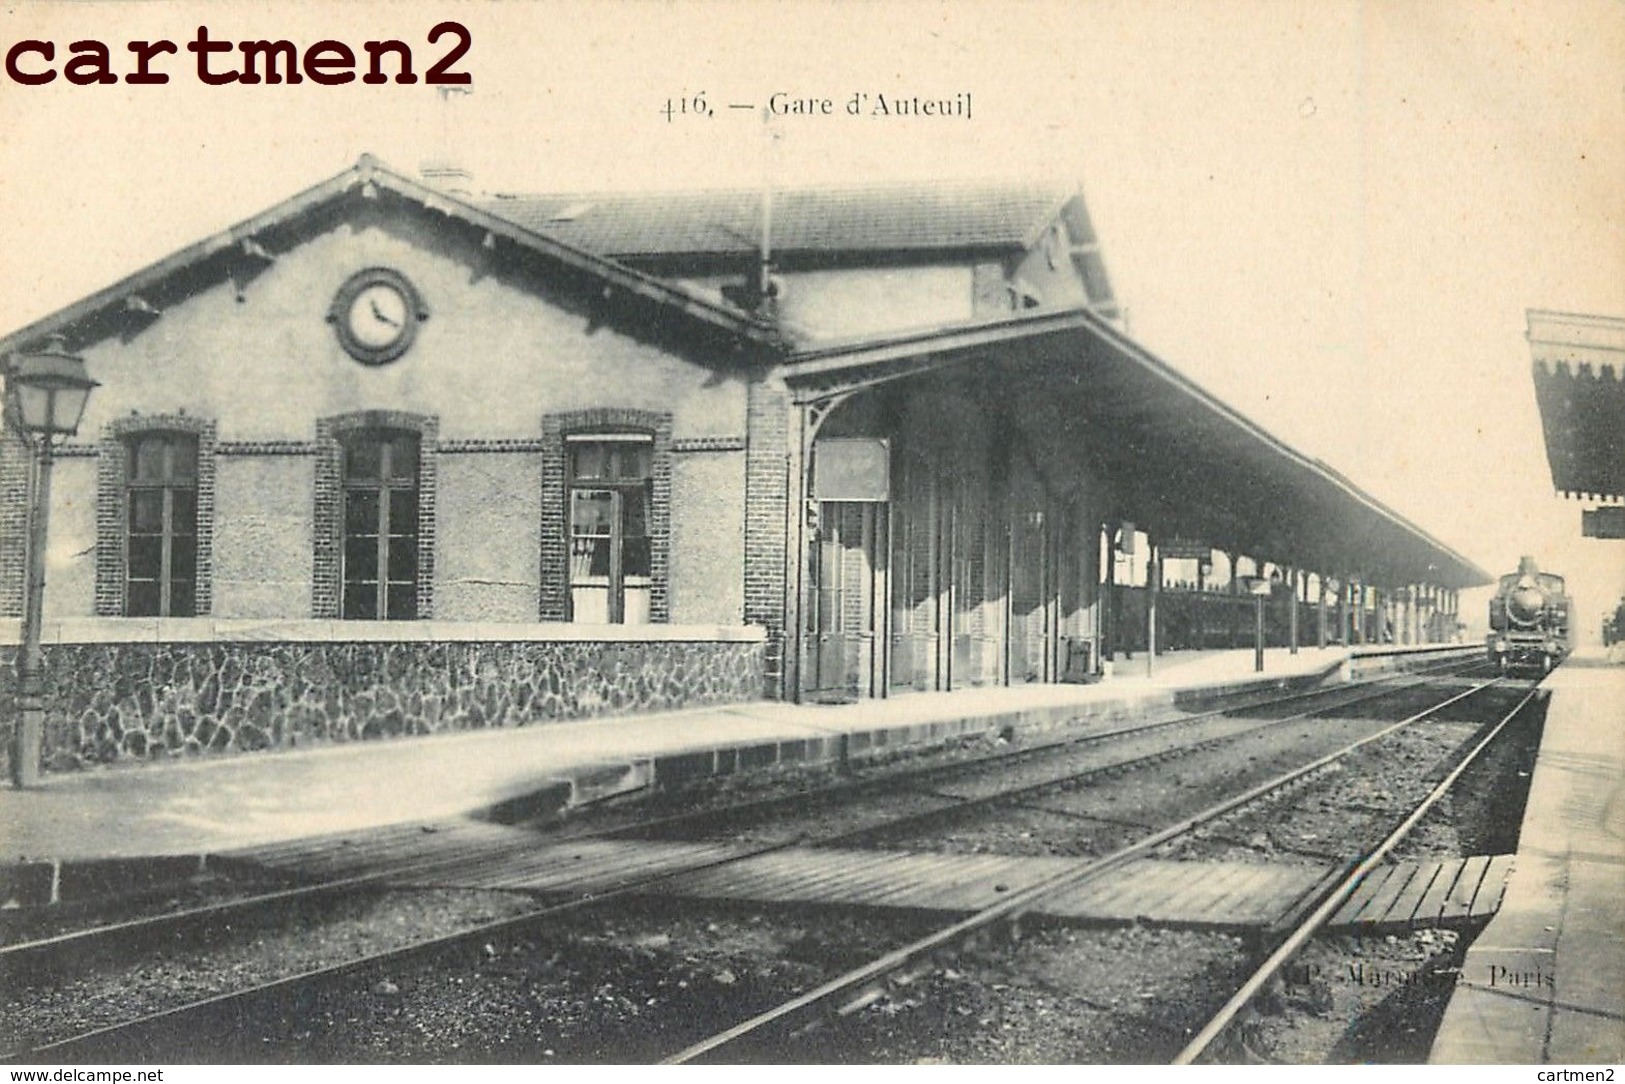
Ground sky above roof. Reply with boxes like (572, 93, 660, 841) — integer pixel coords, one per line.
(2, 0, 1622, 629)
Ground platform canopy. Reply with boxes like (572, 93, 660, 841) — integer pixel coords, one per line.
(1528, 309, 1625, 501)
(785, 306, 1491, 591)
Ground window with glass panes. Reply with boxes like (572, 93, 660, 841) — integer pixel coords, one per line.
(341, 431, 420, 620)
(126, 433, 198, 617)
(567, 435, 652, 624)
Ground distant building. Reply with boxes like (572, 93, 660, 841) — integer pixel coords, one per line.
(478, 181, 1120, 341)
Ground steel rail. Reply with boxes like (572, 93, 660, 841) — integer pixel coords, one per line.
(11, 834, 808, 1059)
(7, 660, 1485, 1059)
(0, 831, 579, 970)
(2, 657, 1462, 971)
(0, 691, 1282, 965)
(12, 656, 1488, 1053)
(596, 659, 1448, 842)
(661, 671, 1503, 1063)
(812, 662, 1490, 849)
(1171, 682, 1543, 1064)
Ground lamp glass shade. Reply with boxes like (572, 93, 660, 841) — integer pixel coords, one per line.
(14, 383, 54, 431)
(50, 382, 93, 434)
(7, 350, 97, 436)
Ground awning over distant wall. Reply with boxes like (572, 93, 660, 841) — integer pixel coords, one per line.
(1528, 309, 1625, 501)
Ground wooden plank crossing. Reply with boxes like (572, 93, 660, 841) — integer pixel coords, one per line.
(219, 820, 538, 879)
(662, 848, 1327, 930)
(1438, 854, 1492, 924)
(667, 849, 1081, 914)
(1366, 865, 1416, 921)
(1386, 862, 1448, 927)
(1468, 854, 1516, 919)
(220, 825, 1513, 933)
(1045, 860, 1332, 927)
(1325, 855, 1515, 931)
(416, 839, 754, 895)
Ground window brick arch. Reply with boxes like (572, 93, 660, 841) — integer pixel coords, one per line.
(540, 408, 672, 622)
(314, 410, 438, 619)
(95, 414, 217, 617)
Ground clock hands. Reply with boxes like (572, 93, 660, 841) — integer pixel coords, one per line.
(335, 271, 420, 363)
(369, 297, 401, 328)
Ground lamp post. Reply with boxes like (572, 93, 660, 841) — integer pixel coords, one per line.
(1245, 573, 1275, 673)
(5, 339, 98, 787)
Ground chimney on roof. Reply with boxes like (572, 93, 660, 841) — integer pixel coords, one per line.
(720, 184, 782, 318)
(746, 119, 782, 319)
(420, 86, 474, 196)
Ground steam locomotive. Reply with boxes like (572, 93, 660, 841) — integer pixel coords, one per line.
(1487, 556, 1571, 675)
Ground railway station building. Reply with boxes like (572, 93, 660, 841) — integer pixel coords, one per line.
(0, 156, 1488, 775)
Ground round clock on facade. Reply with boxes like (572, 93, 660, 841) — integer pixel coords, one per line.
(328, 268, 427, 365)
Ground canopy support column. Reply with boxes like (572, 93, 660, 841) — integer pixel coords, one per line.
(1146, 538, 1160, 677)
(1289, 567, 1301, 655)
(1317, 574, 1328, 649)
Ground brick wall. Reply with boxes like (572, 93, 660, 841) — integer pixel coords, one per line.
(0, 428, 28, 619)
(668, 442, 747, 625)
(211, 449, 317, 617)
(743, 379, 790, 695)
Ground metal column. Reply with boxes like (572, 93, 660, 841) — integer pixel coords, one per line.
(1146, 540, 1159, 677)
(1289, 567, 1301, 654)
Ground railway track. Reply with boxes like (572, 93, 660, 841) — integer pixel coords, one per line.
(1171, 682, 1543, 1064)
(0, 659, 1457, 960)
(0, 660, 1504, 1061)
(660, 668, 1517, 1063)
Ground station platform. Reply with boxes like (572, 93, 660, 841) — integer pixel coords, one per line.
(1431, 646, 1625, 1065)
(0, 643, 1451, 905)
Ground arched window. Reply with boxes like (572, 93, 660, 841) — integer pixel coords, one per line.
(95, 416, 216, 618)
(539, 408, 671, 624)
(339, 429, 421, 620)
(566, 433, 653, 624)
(124, 431, 200, 617)
(313, 410, 435, 621)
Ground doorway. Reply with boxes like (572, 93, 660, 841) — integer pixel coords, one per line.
(803, 501, 887, 701)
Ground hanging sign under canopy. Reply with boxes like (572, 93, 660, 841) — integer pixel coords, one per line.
(813, 438, 890, 502)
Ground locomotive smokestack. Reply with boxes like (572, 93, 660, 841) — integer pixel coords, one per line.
(1508, 584, 1546, 626)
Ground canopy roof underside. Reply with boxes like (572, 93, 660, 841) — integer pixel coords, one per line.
(1528, 309, 1625, 501)
(1533, 361, 1625, 499)
(788, 308, 1491, 590)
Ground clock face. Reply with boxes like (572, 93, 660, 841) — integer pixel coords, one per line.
(348, 283, 409, 349)
(329, 269, 425, 364)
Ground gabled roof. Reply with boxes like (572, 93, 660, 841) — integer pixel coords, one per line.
(0, 156, 782, 359)
(477, 181, 1075, 260)
(1529, 310, 1625, 500)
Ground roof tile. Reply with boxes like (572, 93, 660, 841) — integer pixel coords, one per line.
(477, 180, 1069, 258)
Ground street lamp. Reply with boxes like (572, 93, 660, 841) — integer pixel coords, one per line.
(5, 338, 97, 787)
